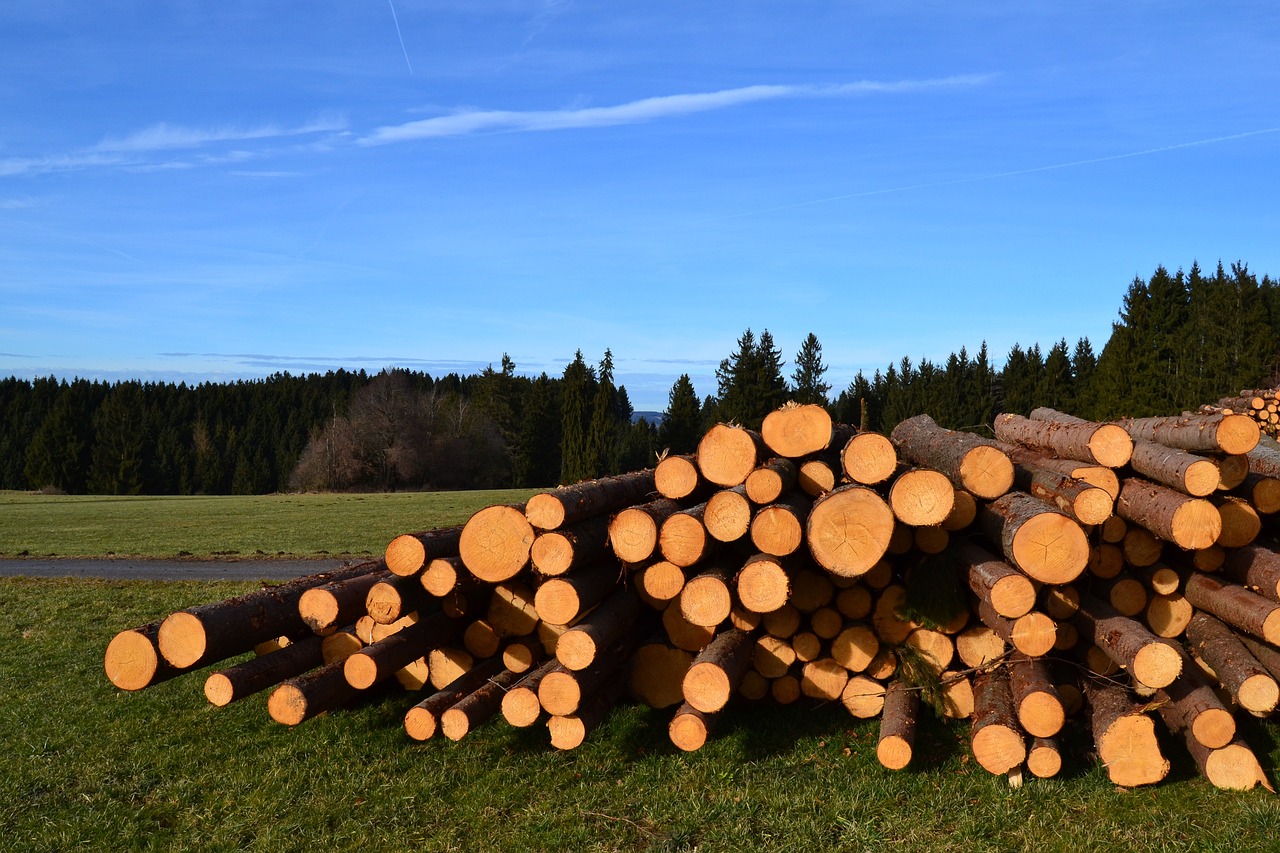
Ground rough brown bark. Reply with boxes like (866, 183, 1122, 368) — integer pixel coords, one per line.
(555, 586, 645, 671)
(659, 502, 712, 567)
(204, 634, 325, 707)
(704, 486, 752, 543)
(750, 491, 812, 557)
(697, 423, 767, 487)
(761, 402, 835, 458)
(524, 469, 657, 530)
(682, 628, 755, 713)
(877, 679, 920, 770)
(888, 467, 955, 526)
(298, 568, 392, 635)
(530, 516, 612, 577)
(970, 666, 1026, 775)
(1115, 477, 1222, 550)
(1084, 679, 1170, 787)
(267, 658, 361, 726)
(955, 540, 1036, 619)
(1073, 595, 1182, 688)
(344, 610, 461, 690)
(384, 526, 464, 577)
(1007, 651, 1064, 738)
(1182, 733, 1275, 791)
(977, 491, 1089, 584)
(104, 621, 193, 691)
(1246, 441, 1280, 479)
(1115, 411, 1260, 456)
(609, 498, 685, 564)
(403, 656, 507, 740)
(891, 414, 1014, 499)
(1185, 611, 1279, 715)
(840, 431, 898, 486)
(1154, 658, 1236, 749)
(440, 666, 528, 741)
(1183, 572, 1280, 645)
(999, 410, 1133, 467)
(1128, 440, 1220, 497)
(805, 484, 895, 578)
(744, 457, 799, 504)
(459, 503, 535, 583)
(997, 442, 1120, 498)
(532, 560, 620, 626)
(654, 453, 704, 500)
(1005, 457, 1114, 525)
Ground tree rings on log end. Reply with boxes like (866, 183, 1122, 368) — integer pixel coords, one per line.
(971, 724, 1026, 776)
(267, 684, 309, 726)
(1026, 741, 1062, 778)
(203, 673, 235, 707)
(697, 424, 760, 487)
(705, 489, 751, 542)
(459, 505, 534, 583)
(1183, 459, 1221, 497)
(104, 628, 163, 691)
(655, 455, 700, 500)
(609, 508, 660, 563)
(1009, 612, 1057, 658)
(959, 446, 1015, 500)
(806, 486, 895, 578)
(841, 675, 886, 718)
(524, 493, 568, 531)
(554, 631, 598, 672)
(761, 403, 833, 458)
(842, 432, 897, 486)
(1169, 499, 1223, 550)
(157, 611, 208, 669)
(1010, 512, 1089, 585)
(1131, 642, 1182, 689)
(1238, 674, 1280, 715)
(538, 670, 583, 717)
(736, 555, 789, 614)
(877, 736, 913, 771)
(889, 469, 954, 527)
(683, 662, 733, 713)
(1203, 742, 1274, 790)
(1074, 488, 1114, 526)
(1089, 424, 1135, 468)
(1097, 715, 1169, 787)
(385, 534, 426, 576)
(1218, 414, 1261, 455)
(669, 709, 711, 752)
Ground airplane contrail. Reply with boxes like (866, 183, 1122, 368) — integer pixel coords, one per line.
(387, 0, 413, 75)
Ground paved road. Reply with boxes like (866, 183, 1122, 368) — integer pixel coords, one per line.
(0, 558, 348, 581)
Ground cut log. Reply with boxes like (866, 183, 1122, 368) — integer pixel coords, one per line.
(771, 674, 802, 705)
(1121, 527, 1163, 568)
(104, 621, 193, 691)
(753, 634, 797, 678)
(999, 410, 1133, 467)
(841, 431, 898, 486)
(800, 657, 849, 701)
(502, 635, 545, 674)
(630, 641, 694, 708)
(663, 600, 717, 652)
(1115, 411, 1260, 456)
(659, 502, 713, 567)
(836, 585, 873, 620)
(789, 567, 835, 612)
(609, 498, 684, 564)
(1185, 611, 1279, 715)
(977, 601, 1056, 658)
(344, 610, 461, 690)
(1184, 572, 1280, 645)
(420, 557, 478, 597)
(556, 586, 645, 671)
(1104, 575, 1149, 618)
(427, 646, 474, 690)
(1182, 734, 1275, 791)
(403, 656, 507, 740)
(524, 469, 656, 530)
(831, 623, 880, 672)
(877, 679, 920, 770)
(744, 457, 799, 505)
(1144, 592, 1193, 639)
(940, 672, 975, 719)
(533, 560, 620, 626)
(1026, 737, 1063, 779)
(750, 491, 812, 557)
(956, 624, 1006, 668)
(798, 457, 838, 497)
(384, 526, 464, 577)
(680, 561, 737, 628)
(998, 442, 1120, 498)
(538, 644, 628, 718)
(1214, 496, 1260, 548)
(697, 423, 766, 487)
(790, 630, 822, 662)
(500, 659, 558, 728)
(1218, 454, 1249, 491)
(365, 574, 434, 625)
(806, 484, 896, 578)
(157, 560, 381, 669)
(669, 702, 719, 752)
(1085, 679, 1170, 787)
(866, 648, 899, 680)
(299, 568, 392, 635)
(1073, 596, 1182, 688)
(441, 666, 528, 741)
(888, 467, 955, 527)
(204, 634, 325, 707)
(735, 553, 790, 614)
(977, 491, 1089, 584)
(891, 414, 1014, 499)
(955, 540, 1036, 619)
(655, 453, 704, 500)
(459, 503, 535, 584)
(637, 560, 686, 608)
(761, 402, 834, 458)
(320, 628, 363, 665)
(810, 606, 844, 640)
(1128, 440, 1220, 497)
(1154, 658, 1237, 749)
(740, 670, 769, 701)
(943, 489, 978, 532)
(682, 628, 755, 713)
(1007, 652, 1064, 738)
(871, 584, 917, 645)
(267, 658, 362, 726)
(463, 619, 502, 660)
(1009, 459, 1114, 525)
(487, 581, 539, 638)
(913, 526, 949, 555)
(704, 486, 752, 543)
(841, 674, 887, 718)
(970, 667, 1026, 775)
(530, 516, 612, 577)
(1240, 473, 1280, 514)
(1237, 632, 1280, 684)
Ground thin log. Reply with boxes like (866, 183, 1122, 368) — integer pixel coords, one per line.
(998, 410, 1133, 467)
(735, 552, 790, 614)
(384, 526, 464, 577)
(1145, 592, 1193, 639)
(891, 414, 1014, 499)
(556, 586, 645, 671)
(1185, 611, 1279, 715)
(744, 457, 799, 505)
(955, 540, 1036, 619)
(1128, 440, 1220, 497)
(798, 456, 838, 497)
(970, 666, 1026, 775)
(441, 667, 528, 741)
(609, 498, 684, 563)
(943, 489, 979, 531)
(547, 677, 626, 750)
(403, 656, 507, 740)
(977, 491, 1089, 584)
(1184, 572, 1280, 645)
(267, 658, 361, 726)
(877, 679, 920, 770)
(299, 568, 392, 635)
(1007, 651, 1064, 738)
(682, 628, 755, 713)
(530, 516, 612, 577)
(1073, 595, 1182, 688)
(841, 674, 886, 718)
(663, 600, 717, 651)
(500, 659, 558, 728)
(538, 643, 629, 717)
(806, 484, 896, 578)
(977, 601, 1056, 657)
(1214, 496, 1261, 548)
(659, 502, 713, 567)
(204, 634, 325, 707)
(888, 467, 956, 527)
(1115, 411, 1260, 456)
(104, 621, 193, 691)
(344, 610, 461, 690)
(524, 469, 656, 530)
(1007, 457, 1114, 525)
(1153, 655, 1237, 750)
(365, 574, 434, 625)
(955, 624, 1006, 668)
(1026, 737, 1063, 779)
(998, 442, 1120, 498)
(533, 560, 620, 626)
(669, 702, 719, 752)
(637, 560, 686, 608)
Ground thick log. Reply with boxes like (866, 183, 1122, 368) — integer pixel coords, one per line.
(1215, 497, 1261, 548)
(1183, 733, 1275, 791)
(500, 659, 558, 728)
(1185, 611, 1279, 715)
(384, 527, 463, 577)
(659, 502, 713, 567)
(832, 623, 880, 672)
(609, 498, 684, 563)
(344, 610, 461, 690)
(942, 489, 978, 532)
(877, 679, 920, 770)
(1154, 667, 1237, 750)
(704, 486, 752, 543)
(836, 585, 872, 620)
(299, 568, 392, 635)
(441, 666, 528, 741)
(1007, 652, 1064, 738)
(157, 560, 381, 669)
(998, 442, 1120, 499)
(459, 503, 535, 583)
(524, 469, 656, 530)
(1085, 680, 1170, 787)
(1128, 440, 1220, 497)
(1239, 473, 1280, 514)
(680, 561, 737, 628)
(888, 467, 955, 527)
(1184, 572, 1280, 645)
(697, 423, 766, 487)
(750, 491, 812, 557)
(267, 658, 361, 726)
(547, 677, 627, 750)
(427, 646, 474, 690)
(654, 453, 705, 500)
(977, 491, 1089, 584)
(891, 414, 1014, 499)
(800, 657, 849, 701)
(761, 402, 835, 458)
(630, 640, 694, 708)
(682, 628, 755, 713)
(753, 634, 797, 678)
(1115, 411, 1260, 456)
(806, 484, 896, 578)
(637, 560, 686, 608)
(556, 586, 645, 671)
(1246, 441, 1280, 479)
(744, 457, 799, 505)
(403, 656, 507, 740)
(204, 634, 325, 707)
(955, 540, 1036, 619)
(841, 431, 898, 486)
(533, 560, 620, 626)
(105, 621, 194, 691)
(999, 410, 1133, 467)
(1073, 596, 1181, 688)
(1237, 632, 1280, 684)
(970, 667, 1026, 775)
(530, 516, 612, 577)
(365, 574, 434, 625)
(669, 702, 719, 752)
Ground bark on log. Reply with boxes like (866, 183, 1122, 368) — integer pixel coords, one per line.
(500, 658, 558, 728)
(459, 503, 535, 583)
(669, 702, 719, 752)
(204, 633, 326, 707)
(1184, 572, 1280, 645)
(1073, 595, 1182, 688)
(1115, 411, 1260, 456)
(1007, 651, 1064, 738)
(547, 677, 627, 750)
(877, 679, 920, 770)
(1128, 440, 1220, 497)
(403, 656, 507, 740)
(1085, 679, 1170, 787)
(1116, 477, 1222, 551)
(955, 540, 1036, 619)
(970, 667, 1026, 775)
(105, 621, 193, 691)
(682, 628, 755, 713)
(530, 516, 612, 577)
(556, 586, 645, 671)
(609, 498, 684, 564)
(344, 610, 461, 690)
(659, 502, 712, 568)
(998, 442, 1120, 498)
(1246, 441, 1280, 479)
(654, 454, 704, 500)
(977, 491, 1089, 584)
(697, 423, 767, 487)
(441, 666, 528, 741)
(891, 414, 1014, 499)
(1185, 611, 1279, 715)
(157, 560, 381, 669)
(268, 658, 362, 726)
(805, 484, 896, 578)
(751, 491, 812, 557)
(998, 410, 1133, 467)
(299, 569, 392, 635)
(384, 527, 464, 577)
(744, 457, 799, 505)
(841, 431, 898, 486)
(1154, 657, 1236, 749)
(761, 402, 835, 458)
(888, 467, 956, 527)
(524, 469, 656, 530)
(533, 560, 620, 626)
(1182, 733, 1275, 791)
(704, 486, 752, 543)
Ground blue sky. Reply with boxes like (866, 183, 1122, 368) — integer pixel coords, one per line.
(2, 2, 1278, 410)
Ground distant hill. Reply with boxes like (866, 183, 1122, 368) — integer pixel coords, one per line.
(632, 411, 666, 425)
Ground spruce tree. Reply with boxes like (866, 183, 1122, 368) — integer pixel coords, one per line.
(791, 332, 831, 406)
(559, 351, 593, 483)
(659, 374, 702, 454)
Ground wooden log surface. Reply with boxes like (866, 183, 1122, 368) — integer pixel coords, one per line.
(891, 414, 1014, 499)
(525, 469, 656, 530)
(998, 410, 1133, 467)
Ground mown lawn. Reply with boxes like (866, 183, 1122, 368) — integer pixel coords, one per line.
(0, 489, 537, 560)
(5, 577, 1280, 852)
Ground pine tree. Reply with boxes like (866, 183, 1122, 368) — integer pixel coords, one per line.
(791, 332, 831, 406)
(659, 374, 702, 454)
(515, 373, 561, 487)
(87, 382, 147, 495)
(559, 351, 593, 483)
(1039, 339, 1073, 411)
(586, 349, 619, 477)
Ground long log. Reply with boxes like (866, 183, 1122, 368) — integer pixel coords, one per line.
(1128, 440, 1220, 497)
(876, 679, 919, 770)
(1007, 652, 1064, 738)
(1115, 411, 1260, 456)
(999, 410, 1133, 467)
(524, 469, 657, 530)
(533, 560, 620, 626)
(977, 491, 1089, 584)
(997, 441, 1120, 499)
(500, 659, 558, 728)
(299, 568, 392, 635)
(1073, 595, 1182, 688)
(1153, 656, 1236, 749)
(1009, 458, 1114, 526)
(1183, 572, 1280, 645)
(955, 540, 1036, 619)
(344, 610, 461, 690)
(1184, 611, 1279, 715)
(970, 666, 1026, 775)
(890, 414, 1014, 499)
(805, 484, 896, 578)
(547, 676, 627, 750)
(204, 633, 326, 707)
(977, 601, 1056, 658)
(1084, 679, 1170, 787)
(538, 642, 630, 717)
(441, 666, 528, 741)
(697, 423, 767, 487)
(267, 658, 362, 726)
(384, 526, 463, 577)
(404, 656, 507, 740)
(104, 621, 194, 691)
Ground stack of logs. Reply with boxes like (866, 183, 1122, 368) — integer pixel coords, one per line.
(1202, 388, 1280, 438)
(105, 403, 1280, 791)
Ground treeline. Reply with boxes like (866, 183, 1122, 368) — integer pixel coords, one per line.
(2, 261, 1277, 495)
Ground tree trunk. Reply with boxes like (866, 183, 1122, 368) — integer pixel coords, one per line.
(1185, 611, 1279, 715)
(876, 679, 920, 770)
(268, 658, 361, 726)
(440, 666, 528, 741)
(697, 423, 767, 487)
(1073, 595, 1182, 688)
(530, 516, 612, 577)
(1184, 572, 1280, 645)
(459, 503, 535, 583)
(204, 633, 325, 707)
(298, 568, 392, 635)
(1154, 656, 1237, 749)
(1182, 733, 1275, 791)
(609, 498, 685, 563)
(1128, 440, 1220, 497)
(659, 502, 713, 567)
(1085, 679, 1170, 787)
(761, 402, 835, 458)
(384, 526, 463, 577)
(1007, 651, 1064, 738)
(744, 457, 799, 504)
(888, 467, 955, 527)
(403, 656, 507, 740)
(890, 414, 1014, 499)
(1115, 411, 1260, 456)
(533, 560, 621, 626)
(682, 628, 755, 713)
(840, 431, 898, 486)
(955, 540, 1036, 619)
(977, 491, 1089, 584)
(556, 586, 646, 671)
(524, 469, 657, 530)
(998, 410, 1133, 467)
(806, 484, 896, 578)
(970, 666, 1026, 775)
(1007, 459, 1114, 525)
(704, 485, 752, 543)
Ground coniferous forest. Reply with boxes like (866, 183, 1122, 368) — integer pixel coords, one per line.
(3, 261, 1278, 495)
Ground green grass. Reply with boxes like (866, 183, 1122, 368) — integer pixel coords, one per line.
(0, 490, 537, 559)
(5, 577, 1280, 852)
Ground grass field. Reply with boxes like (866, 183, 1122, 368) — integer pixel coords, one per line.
(0, 489, 537, 559)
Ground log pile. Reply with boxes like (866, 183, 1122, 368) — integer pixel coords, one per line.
(1203, 388, 1280, 438)
(105, 402, 1280, 792)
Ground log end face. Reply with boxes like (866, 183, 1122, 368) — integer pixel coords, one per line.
(842, 432, 897, 486)
(959, 446, 1014, 500)
(267, 684, 308, 726)
(1183, 460, 1221, 497)
(501, 690, 542, 728)
(538, 671, 582, 717)
(609, 510, 659, 564)
(524, 493, 567, 531)
(876, 736, 913, 770)
(534, 580, 579, 627)
(971, 725, 1026, 775)
(736, 559, 790, 614)
(104, 629, 160, 691)
(1219, 414, 1261, 455)
(654, 455, 699, 500)
(555, 630, 597, 672)
(157, 611, 207, 669)
(1026, 743, 1062, 778)
(1205, 743, 1273, 791)
(1238, 674, 1280, 716)
(705, 491, 751, 542)
(697, 424, 757, 487)
(404, 705, 438, 741)
(806, 487, 895, 577)
(1191, 708, 1237, 751)
(1098, 716, 1169, 787)
(547, 715, 587, 750)
(460, 505, 535, 583)
(1170, 500, 1223, 550)
(840, 675, 886, 718)
(1010, 613, 1057, 658)
(1090, 425, 1134, 468)
(440, 708, 471, 742)
(298, 588, 340, 634)
(385, 534, 426, 577)
(343, 653, 378, 690)
(990, 575, 1036, 619)
(669, 712, 710, 752)
(1010, 512, 1089, 585)
(203, 673, 234, 707)
(1017, 693, 1065, 739)
(1132, 642, 1182, 690)
(530, 534, 573, 576)
(761, 403, 833, 458)
(1074, 489, 1115, 526)
(682, 662, 731, 714)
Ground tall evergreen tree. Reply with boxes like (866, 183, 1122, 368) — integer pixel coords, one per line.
(559, 350, 593, 483)
(659, 374, 702, 454)
(586, 349, 618, 477)
(515, 373, 561, 487)
(791, 332, 831, 406)
(87, 382, 148, 494)
(715, 327, 788, 429)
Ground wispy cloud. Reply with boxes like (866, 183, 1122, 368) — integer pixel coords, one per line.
(96, 116, 347, 152)
(358, 75, 993, 145)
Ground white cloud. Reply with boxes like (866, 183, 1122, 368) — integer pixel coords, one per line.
(358, 75, 993, 145)
(95, 115, 348, 153)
